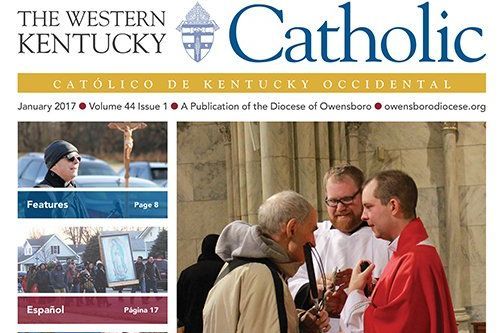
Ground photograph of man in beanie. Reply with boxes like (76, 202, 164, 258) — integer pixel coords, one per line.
(24, 139, 89, 218)
(35, 140, 81, 188)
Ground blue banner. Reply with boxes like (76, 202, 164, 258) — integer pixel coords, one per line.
(18, 191, 167, 218)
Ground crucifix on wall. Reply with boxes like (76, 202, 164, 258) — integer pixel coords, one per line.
(108, 122, 147, 187)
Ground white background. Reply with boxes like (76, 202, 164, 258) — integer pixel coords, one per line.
(4, 0, 496, 332)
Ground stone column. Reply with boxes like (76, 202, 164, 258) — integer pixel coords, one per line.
(442, 122, 470, 332)
(316, 123, 331, 220)
(295, 123, 318, 209)
(217, 123, 233, 222)
(244, 123, 262, 224)
(347, 122, 361, 167)
(339, 123, 348, 162)
(237, 123, 248, 220)
(230, 123, 241, 220)
(260, 123, 293, 200)
(330, 123, 347, 165)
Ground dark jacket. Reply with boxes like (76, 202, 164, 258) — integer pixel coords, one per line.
(28, 172, 88, 218)
(35, 171, 76, 188)
(135, 261, 145, 279)
(94, 267, 108, 292)
(50, 266, 67, 290)
(145, 261, 161, 281)
(26, 269, 38, 292)
(35, 270, 52, 293)
(177, 250, 224, 333)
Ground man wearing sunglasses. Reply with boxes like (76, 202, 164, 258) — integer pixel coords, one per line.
(35, 140, 81, 188)
(26, 140, 88, 218)
(288, 164, 389, 333)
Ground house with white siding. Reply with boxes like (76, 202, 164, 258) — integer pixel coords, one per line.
(18, 234, 81, 271)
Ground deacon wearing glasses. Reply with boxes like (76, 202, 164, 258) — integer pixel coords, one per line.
(288, 164, 390, 333)
(35, 140, 82, 188)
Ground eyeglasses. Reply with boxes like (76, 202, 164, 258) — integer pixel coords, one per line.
(324, 188, 361, 208)
(66, 154, 82, 163)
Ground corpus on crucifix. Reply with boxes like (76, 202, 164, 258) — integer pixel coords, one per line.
(107, 122, 147, 187)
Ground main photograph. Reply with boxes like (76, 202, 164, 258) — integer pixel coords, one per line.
(177, 122, 485, 333)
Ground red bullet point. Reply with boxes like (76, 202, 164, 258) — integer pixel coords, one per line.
(171, 102, 178, 110)
(375, 102, 382, 110)
(79, 102, 86, 110)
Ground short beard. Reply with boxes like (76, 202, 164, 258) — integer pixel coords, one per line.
(331, 214, 363, 234)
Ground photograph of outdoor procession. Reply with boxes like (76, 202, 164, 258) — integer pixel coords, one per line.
(18, 122, 167, 188)
(177, 122, 485, 333)
(18, 226, 167, 293)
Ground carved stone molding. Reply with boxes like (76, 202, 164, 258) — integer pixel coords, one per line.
(216, 122, 231, 143)
(346, 122, 362, 133)
(442, 122, 458, 132)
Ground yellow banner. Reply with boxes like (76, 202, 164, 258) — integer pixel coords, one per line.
(18, 73, 485, 93)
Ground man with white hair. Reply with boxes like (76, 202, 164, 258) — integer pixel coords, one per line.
(203, 190, 330, 333)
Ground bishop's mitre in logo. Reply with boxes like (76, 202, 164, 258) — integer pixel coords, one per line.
(177, 3, 219, 62)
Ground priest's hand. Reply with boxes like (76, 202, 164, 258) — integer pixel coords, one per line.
(333, 268, 352, 288)
(317, 268, 352, 295)
(348, 260, 375, 293)
(300, 307, 331, 333)
(324, 282, 348, 318)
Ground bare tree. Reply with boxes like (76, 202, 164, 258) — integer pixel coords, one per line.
(62, 227, 101, 245)
(18, 122, 167, 157)
(28, 228, 44, 240)
(63, 227, 82, 245)
(81, 227, 101, 244)
(33, 247, 57, 265)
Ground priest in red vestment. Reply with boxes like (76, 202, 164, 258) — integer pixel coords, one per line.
(340, 170, 457, 333)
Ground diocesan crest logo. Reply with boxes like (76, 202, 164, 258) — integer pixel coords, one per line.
(177, 3, 219, 62)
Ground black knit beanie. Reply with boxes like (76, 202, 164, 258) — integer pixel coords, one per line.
(44, 140, 79, 170)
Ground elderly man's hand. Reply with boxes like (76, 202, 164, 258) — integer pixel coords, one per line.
(317, 275, 333, 295)
(300, 308, 331, 333)
(348, 260, 375, 293)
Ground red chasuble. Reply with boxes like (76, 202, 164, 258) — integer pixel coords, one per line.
(364, 218, 457, 333)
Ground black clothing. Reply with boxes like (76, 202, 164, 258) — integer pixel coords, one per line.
(50, 267, 67, 290)
(135, 261, 145, 279)
(35, 270, 52, 293)
(145, 262, 161, 281)
(35, 171, 76, 188)
(94, 268, 107, 293)
(177, 234, 224, 333)
(145, 261, 161, 293)
(28, 171, 88, 218)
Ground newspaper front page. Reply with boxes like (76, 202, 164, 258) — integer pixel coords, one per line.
(7, 0, 495, 332)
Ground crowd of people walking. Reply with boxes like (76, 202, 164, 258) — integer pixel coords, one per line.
(19, 259, 108, 293)
(19, 256, 164, 293)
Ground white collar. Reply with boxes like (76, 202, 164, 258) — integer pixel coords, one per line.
(388, 236, 400, 254)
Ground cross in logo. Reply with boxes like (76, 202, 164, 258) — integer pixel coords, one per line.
(177, 3, 219, 62)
